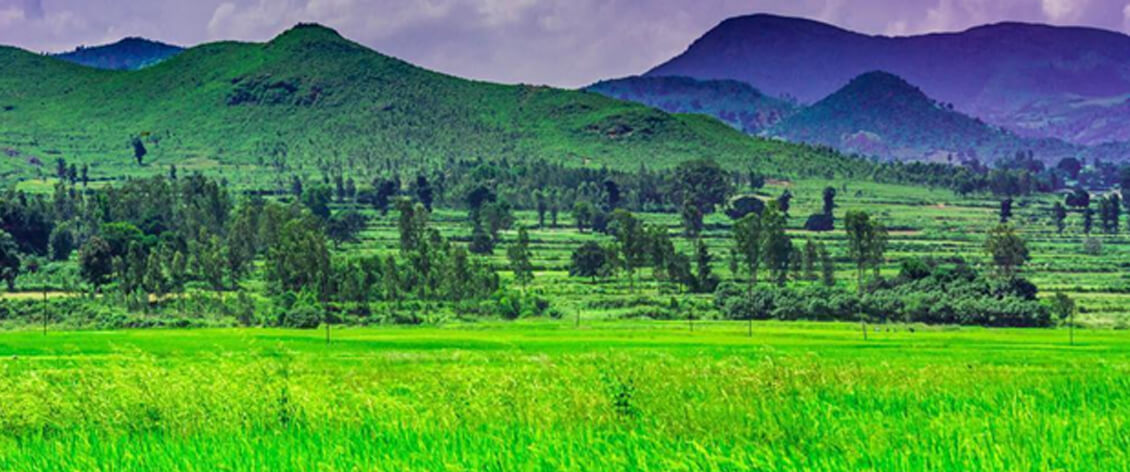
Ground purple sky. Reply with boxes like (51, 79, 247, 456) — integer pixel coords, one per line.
(2, 0, 1130, 87)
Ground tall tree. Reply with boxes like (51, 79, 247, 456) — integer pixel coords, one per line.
(672, 158, 732, 235)
(0, 230, 20, 291)
(469, 219, 494, 255)
(573, 201, 593, 233)
(415, 175, 434, 211)
(569, 242, 609, 283)
(819, 242, 835, 287)
(534, 190, 547, 229)
(762, 201, 791, 287)
(844, 210, 885, 293)
(266, 216, 331, 299)
(822, 186, 837, 216)
(732, 213, 763, 291)
(802, 238, 818, 281)
(1052, 202, 1067, 234)
(693, 238, 718, 293)
(79, 236, 114, 292)
(984, 224, 1029, 279)
(610, 210, 646, 292)
(1050, 291, 1076, 345)
(507, 227, 534, 290)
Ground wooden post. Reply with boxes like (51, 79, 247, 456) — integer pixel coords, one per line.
(748, 318, 752, 338)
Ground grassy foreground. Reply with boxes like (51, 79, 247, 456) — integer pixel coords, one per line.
(0, 322, 1126, 470)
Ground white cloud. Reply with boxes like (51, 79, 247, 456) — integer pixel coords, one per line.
(1042, 0, 1088, 22)
(1124, 3, 1130, 31)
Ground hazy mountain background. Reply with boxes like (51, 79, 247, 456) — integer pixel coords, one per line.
(579, 14, 1130, 163)
(53, 38, 184, 70)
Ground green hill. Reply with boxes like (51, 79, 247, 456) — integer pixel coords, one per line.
(0, 24, 863, 189)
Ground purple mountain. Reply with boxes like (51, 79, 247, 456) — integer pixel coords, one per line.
(54, 37, 183, 70)
(646, 14, 1130, 146)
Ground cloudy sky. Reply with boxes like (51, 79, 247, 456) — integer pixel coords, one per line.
(2, 0, 1129, 87)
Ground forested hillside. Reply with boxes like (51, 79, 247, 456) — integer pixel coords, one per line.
(0, 24, 866, 190)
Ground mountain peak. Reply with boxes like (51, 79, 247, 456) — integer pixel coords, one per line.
(271, 23, 348, 44)
(843, 71, 920, 93)
(819, 71, 933, 111)
(714, 13, 856, 35)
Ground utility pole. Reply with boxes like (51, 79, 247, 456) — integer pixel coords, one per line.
(42, 285, 48, 336)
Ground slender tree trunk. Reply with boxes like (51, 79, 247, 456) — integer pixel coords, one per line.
(747, 266, 755, 296)
(748, 317, 752, 338)
(1070, 311, 1075, 346)
(857, 263, 866, 295)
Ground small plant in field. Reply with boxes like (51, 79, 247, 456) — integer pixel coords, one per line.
(599, 367, 639, 421)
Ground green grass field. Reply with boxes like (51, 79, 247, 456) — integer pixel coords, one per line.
(0, 322, 1126, 470)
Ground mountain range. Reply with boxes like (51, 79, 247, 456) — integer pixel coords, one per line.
(8, 14, 1130, 175)
(0, 24, 859, 187)
(642, 14, 1130, 150)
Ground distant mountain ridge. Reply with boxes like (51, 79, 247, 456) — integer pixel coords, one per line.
(645, 14, 1130, 146)
(585, 76, 796, 134)
(768, 71, 1075, 162)
(54, 37, 184, 70)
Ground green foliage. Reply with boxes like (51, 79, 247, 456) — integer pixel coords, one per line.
(266, 215, 331, 298)
(844, 210, 887, 292)
(984, 224, 1029, 278)
(569, 242, 611, 281)
(507, 227, 534, 288)
(0, 230, 19, 290)
(79, 236, 113, 290)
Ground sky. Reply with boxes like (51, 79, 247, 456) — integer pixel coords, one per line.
(2, 0, 1130, 87)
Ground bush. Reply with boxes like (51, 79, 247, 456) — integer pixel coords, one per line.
(279, 305, 322, 329)
(803, 213, 834, 231)
(713, 261, 1052, 328)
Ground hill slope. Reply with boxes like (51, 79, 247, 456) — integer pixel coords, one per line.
(647, 14, 1130, 146)
(0, 24, 863, 187)
(585, 76, 795, 134)
(53, 37, 184, 70)
(770, 71, 1075, 162)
